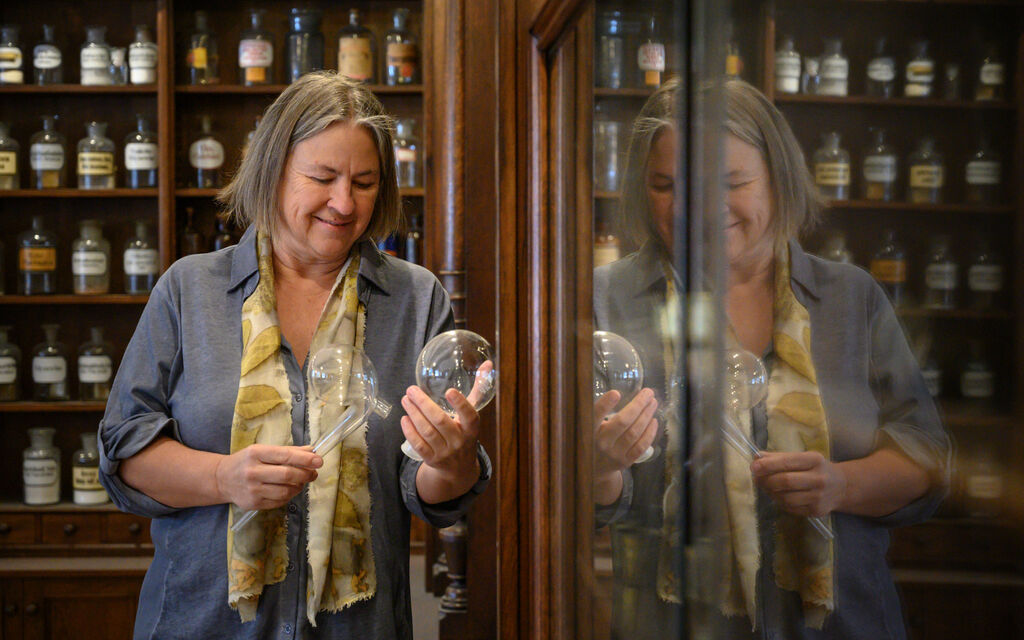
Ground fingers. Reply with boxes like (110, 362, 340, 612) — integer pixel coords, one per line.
(250, 444, 323, 470)
(401, 388, 454, 458)
(401, 415, 435, 460)
(613, 392, 659, 452)
(597, 389, 657, 443)
(445, 388, 481, 439)
(466, 360, 494, 407)
(750, 451, 823, 477)
(594, 390, 621, 423)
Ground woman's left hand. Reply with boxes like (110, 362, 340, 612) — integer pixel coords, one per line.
(401, 385, 481, 502)
(751, 451, 848, 518)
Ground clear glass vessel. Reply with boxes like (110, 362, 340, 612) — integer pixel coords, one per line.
(596, 11, 624, 89)
(385, 8, 418, 85)
(32, 323, 68, 401)
(187, 11, 219, 85)
(128, 24, 157, 85)
(819, 230, 853, 264)
(0, 326, 21, 401)
(78, 326, 112, 402)
(967, 234, 1003, 310)
(33, 24, 62, 84)
(862, 128, 897, 202)
(907, 136, 943, 204)
(73, 432, 108, 505)
(818, 37, 848, 97)
(637, 14, 665, 89)
(943, 63, 961, 101)
(975, 42, 1005, 101)
(80, 25, 112, 86)
(865, 36, 895, 98)
(18, 215, 57, 295)
(965, 134, 1001, 205)
(189, 115, 224, 188)
(124, 114, 157, 189)
(394, 118, 421, 188)
(404, 212, 423, 265)
(337, 8, 375, 84)
(869, 228, 906, 307)
(30, 115, 66, 189)
(801, 56, 820, 95)
(923, 235, 957, 310)
(72, 219, 110, 295)
(774, 34, 800, 95)
(108, 47, 127, 85)
(904, 39, 934, 98)
(77, 121, 115, 189)
(0, 120, 19, 189)
(24, 427, 60, 505)
(124, 220, 158, 294)
(961, 340, 994, 402)
(964, 446, 1002, 518)
(210, 218, 235, 251)
(239, 8, 273, 86)
(179, 206, 205, 257)
(287, 8, 324, 83)
(812, 131, 850, 200)
(0, 24, 24, 85)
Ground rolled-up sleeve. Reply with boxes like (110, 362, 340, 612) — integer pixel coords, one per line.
(400, 444, 492, 528)
(595, 468, 634, 529)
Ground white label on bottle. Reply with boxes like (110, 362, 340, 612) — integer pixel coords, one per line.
(906, 61, 934, 83)
(130, 66, 156, 84)
(30, 143, 64, 170)
(79, 355, 112, 383)
(73, 466, 102, 491)
(910, 165, 943, 188)
(925, 264, 957, 290)
(967, 475, 1003, 500)
(80, 47, 110, 69)
(77, 152, 114, 176)
(124, 248, 159, 275)
(72, 250, 108, 276)
(395, 147, 417, 163)
(863, 155, 897, 183)
(867, 58, 895, 82)
(0, 151, 16, 175)
(966, 160, 1000, 186)
(128, 44, 157, 69)
(239, 39, 273, 67)
(961, 371, 994, 398)
(0, 47, 22, 70)
(980, 63, 1004, 86)
(189, 139, 224, 170)
(775, 52, 801, 93)
(33, 356, 66, 383)
(24, 459, 58, 489)
(637, 43, 665, 72)
(814, 162, 850, 186)
(820, 58, 848, 80)
(0, 69, 23, 83)
(0, 356, 16, 384)
(81, 67, 113, 85)
(125, 143, 158, 170)
(34, 45, 61, 69)
(921, 368, 941, 397)
(968, 265, 1003, 292)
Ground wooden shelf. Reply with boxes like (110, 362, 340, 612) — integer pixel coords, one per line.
(175, 83, 423, 95)
(400, 187, 425, 197)
(776, 94, 1015, 111)
(0, 295, 148, 305)
(0, 501, 120, 513)
(0, 85, 157, 95)
(594, 87, 655, 98)
(897, 308, 1012, 320)
(1, 189, 158, 198)
(595, 190, 620, 200)
(892, 569, 1024, 588)
(0, 401, 107, 413)
(826, 200, 1014, 215)
(939, 401, 1016, 429)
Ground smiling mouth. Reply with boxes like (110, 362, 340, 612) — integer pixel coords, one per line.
(314, 216, 351, 228)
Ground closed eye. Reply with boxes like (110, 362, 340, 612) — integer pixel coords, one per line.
(309, 175, 333, 184)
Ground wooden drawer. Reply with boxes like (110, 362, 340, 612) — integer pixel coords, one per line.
(0, 515, 37, 545)
(102, 514, 151, 545)
(40, 515, 101, 545)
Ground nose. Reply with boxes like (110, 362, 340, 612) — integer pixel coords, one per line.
(327, 178, 356, 216)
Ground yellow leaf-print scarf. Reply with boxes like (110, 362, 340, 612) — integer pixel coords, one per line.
(226, 233, 375, 625)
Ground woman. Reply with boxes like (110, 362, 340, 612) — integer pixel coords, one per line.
(98, 72, 490, 639)
(595, 78, 950, 638)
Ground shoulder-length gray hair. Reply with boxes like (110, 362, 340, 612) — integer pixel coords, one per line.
(219, 71, 400, 243)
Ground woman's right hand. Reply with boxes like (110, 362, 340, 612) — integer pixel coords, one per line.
(214, 445, 323, 511)
(594, 388, 659, 481)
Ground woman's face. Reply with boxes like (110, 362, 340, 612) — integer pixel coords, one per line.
(274, 121, 380, 267)
(646, 128, 677, 250)
(722, 134, 774, 274)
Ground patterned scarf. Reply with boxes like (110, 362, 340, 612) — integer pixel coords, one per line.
(226, 233, 375, 625)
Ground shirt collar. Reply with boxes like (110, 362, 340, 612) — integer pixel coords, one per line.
(787, 238, 820, 301)
(631, 241, 673, 297)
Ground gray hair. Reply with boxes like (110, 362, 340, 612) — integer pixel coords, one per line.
(218, 71, 401, 244)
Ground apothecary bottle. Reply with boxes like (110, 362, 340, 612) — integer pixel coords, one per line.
(404, 213, 423, 265)
(862, 128, 897, 201)
(33, 24, 62, 84)
(724, 21, 742, 79)
(337, 8, 375, 84)
(960, 340, 994, 401)
(18, 215, 57, 295)
(124, 221, 159, 294)
(24, 428, 60, 505)
(774, 34, 800, 95)
(964, 446, 1003, 518)
(32, 324, 68, 401)
(818, 38, 848, 97)
(286, 8, 324, 83)
(239, 8, 273, 86)
(124, 114, 157, 189)
(904, 40, 934, 98)
(0, 326, 21, 401)
(78, 326, 112, 402)
(865, 37, 895, 98)
(594, 218, 621, 268)
(73, 432, 108, 505)
(923, 235, 957, 310)
(179, 206, 205, 257)
(593, 105, 621, 192)
(30, 115, 66, 188)
(819, 230, 853, 264)
(0, 25, 24, 85)
(187, 11, 219, 85)
(0, 121, 19, 190)
(385, 8, 418, 85)
(812, 131, 850, 200)
(394, 118, 421, 188)
(128, 24, 158, 85)
(869, 229, 906, 307)
(80, 25, 112, 86)
(596, 11, 624, 89)
(78, 121, 115, 189)
(943, 63, 961, 101)
(189, 115, 224, 188)
(109, 47, 128, 85)
(637, 14, 665, 89)
(965, 135, 1001, 205)
(920, 351, 941, 398)
(907, 137, 943, 204)
(801, 57, 819, 95)
(975, 42, 1005, 101)
(72, 220, 110, 294)
(967, 234, 1003, 310)
(211, 218, 235, 251)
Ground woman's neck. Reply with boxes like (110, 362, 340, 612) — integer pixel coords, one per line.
(727, 248, 774, 291)
(271, 247, 349, 291)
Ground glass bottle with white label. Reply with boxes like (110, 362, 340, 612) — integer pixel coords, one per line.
(967, 234, 1003, 311)
(774, 34, 800, 95)
(862, 128, 897, 201)
(287, 7, 324, 83)
(812, 131, 850, 200)
(109, 47, 127, 85)
(0, 25, 24, 85)
(24, 427, 60, 505)
(73, 432, 108, 505)
(32, 323, 67, 400)
(210, 218, 235, 251)
(596, 11, 624, 89)
(394, 118, 421, 188)
(923, 235, 958, 310)
(907, 136, 943, 204)
(33, 24, 62, 84)
(188, 11, 219, 85)
(819, 230, 853, 264)
(0, 120, 19, 190)
(80, 25, 112, 86)
(818, 37, 848, 97)
(960, 339, 994, 402)
(964, 446, 1002, 518)
(865, 36, 895, 98)
(239, 8, 273, 86)
(78, 326, 112, 401)
(77, 121, 115, 189)
(128, 24, 157, 85)
(18, 215, 56, 295)
(72, 220, 110, 295)
(124, 220, 158, 294)
(943, 63, 961, 101)
(975, 42, 1004, 102)
(870, 228, 906, 307)
(30, 115, 66, 189)
(337, 8, 376, 84)
(965, 135, 1001, 205)
(0, 326, 21, 401)
(904, 39, 934, 98)
(179, 206, 205, 257)
(124, 114, 157, 189)
(637, 14, 665, 89)
(189, 115, 224, 188)
(385, 8, 418, 86)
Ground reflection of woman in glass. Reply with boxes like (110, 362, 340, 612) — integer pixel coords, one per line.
(596, 78, 950, 638)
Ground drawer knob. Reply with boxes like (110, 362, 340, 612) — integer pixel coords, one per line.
(24, 603, 37, 615)
(0, 522, 10, 535)
(4, 603, 17, 615)
(63, 523, 78, 536)
(128, 522, 142, 534)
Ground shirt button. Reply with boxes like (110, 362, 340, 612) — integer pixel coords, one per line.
(293, 392, 303, 403)
(288, 503, 298, 514)
(283, 623, 292, 634)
